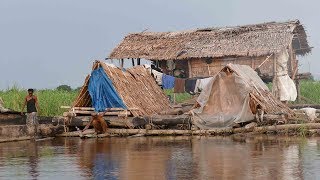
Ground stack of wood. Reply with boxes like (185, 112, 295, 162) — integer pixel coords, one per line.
(62, 106, 132, 117)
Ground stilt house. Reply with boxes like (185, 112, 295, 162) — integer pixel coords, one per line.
(109, 20, 311, 82)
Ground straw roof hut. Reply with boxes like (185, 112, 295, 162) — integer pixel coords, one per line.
(109, 20, 311, 81)
(73, 61, 170, 117)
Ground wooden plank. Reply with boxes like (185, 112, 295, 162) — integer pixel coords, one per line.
(72, 110, 132, 116)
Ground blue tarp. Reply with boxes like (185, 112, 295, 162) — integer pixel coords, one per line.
(88, 67, 127, 112)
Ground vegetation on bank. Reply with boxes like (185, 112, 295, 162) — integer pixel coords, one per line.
(0, 80, 319, 116)
(0, 86, 78, 116)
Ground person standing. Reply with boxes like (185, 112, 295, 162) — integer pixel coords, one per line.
(21, 89, 40, 137)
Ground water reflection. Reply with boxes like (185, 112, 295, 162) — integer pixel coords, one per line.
(0, 136, 319, 179)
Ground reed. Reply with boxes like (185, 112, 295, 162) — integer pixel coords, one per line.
(0, 79, 319, 116)
(0, 87, 77, 117)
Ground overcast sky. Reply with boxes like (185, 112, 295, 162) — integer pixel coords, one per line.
(0, 0, 319, 90)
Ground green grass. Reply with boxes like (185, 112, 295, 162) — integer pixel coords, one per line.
(300, 80, 320, 104)
(267, 80, 320, 104)
(0, 79, 319, 117)
(0, 87, 78, 117)
(164, 89, 192, 103)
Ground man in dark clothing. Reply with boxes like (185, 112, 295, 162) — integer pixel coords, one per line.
(21, 89, 40, 137)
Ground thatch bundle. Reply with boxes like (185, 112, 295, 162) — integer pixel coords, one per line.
(109, 20, 310, 60)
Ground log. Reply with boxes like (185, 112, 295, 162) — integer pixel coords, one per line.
(289, 104, 320, 109)
(53, 116, 134, 128)
(145, 114, 191, 126)
(56, 123, 320, 137)
(253, 123, 320, 133)
(0, 136, 31, 143)
(159, 108, 183, 115)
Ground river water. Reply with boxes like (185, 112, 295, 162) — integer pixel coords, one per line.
(0, 136, 319, 180)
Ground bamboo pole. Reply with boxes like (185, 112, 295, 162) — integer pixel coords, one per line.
(131, 58, 135, 66)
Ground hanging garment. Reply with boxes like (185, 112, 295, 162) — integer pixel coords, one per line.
(88, 67, 127, 112)
(174, 78, 185, 93)
(272, 49, 297, 101)
(151, 69, 163, 86)
(185, 78, 198, 94)
(162, 74, 175, 89)
(194, 77, 214, 93)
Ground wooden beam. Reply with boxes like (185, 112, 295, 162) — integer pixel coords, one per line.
(188, 60, 192, 78)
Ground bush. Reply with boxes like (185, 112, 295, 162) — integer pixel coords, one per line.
(56, 85, 72, 92)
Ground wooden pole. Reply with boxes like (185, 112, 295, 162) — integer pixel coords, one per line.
(296, 78, 301, 103)
(120, 59, 124, 68)
(188, 60, 192, 78)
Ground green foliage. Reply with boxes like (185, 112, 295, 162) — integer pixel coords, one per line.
(164, 89, 192, 103)
(297, 123, 308, 137)
(1, 79, 319, 117)
(0, 87, 78, 116)
(299, 80, 320, 104)
(265, 80, 320, 104)
(56, 85, 72, 92)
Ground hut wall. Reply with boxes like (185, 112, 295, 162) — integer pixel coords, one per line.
(189, 52, 296, 79)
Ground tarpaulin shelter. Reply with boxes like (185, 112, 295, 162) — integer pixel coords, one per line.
(72, 61, 171, 117)
(192, 64, 294, 129)
(88, 67, 127, 112)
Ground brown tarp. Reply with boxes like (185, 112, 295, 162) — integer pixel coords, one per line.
(192, 64, 293, 129)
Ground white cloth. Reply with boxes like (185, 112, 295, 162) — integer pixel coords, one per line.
(151, 69, 163, 86)
(301, 108, 318, 121)
(272, 49, 297, 101)
(194, 77, 214, 93)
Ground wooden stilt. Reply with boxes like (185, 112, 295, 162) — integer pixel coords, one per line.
(120, 59, 124, 68)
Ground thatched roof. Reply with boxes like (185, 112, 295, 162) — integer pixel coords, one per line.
(109, 20, 311, 60)
(73, 61, 171, 116)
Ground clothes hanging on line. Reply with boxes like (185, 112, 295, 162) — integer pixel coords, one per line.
(174, 78, 185, 93)
(162, 74, 175, 89)
(185, 78, 198, 94)
(195, 77, 214, 93)
(151, 69, 163, 86)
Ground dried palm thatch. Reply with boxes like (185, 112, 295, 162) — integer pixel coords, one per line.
(225, 64, 294, 116)
(109, 20, 310, 60)
(72, 61, 171, 117)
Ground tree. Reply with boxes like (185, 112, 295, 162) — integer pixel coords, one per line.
(56, 85, 72, 91)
